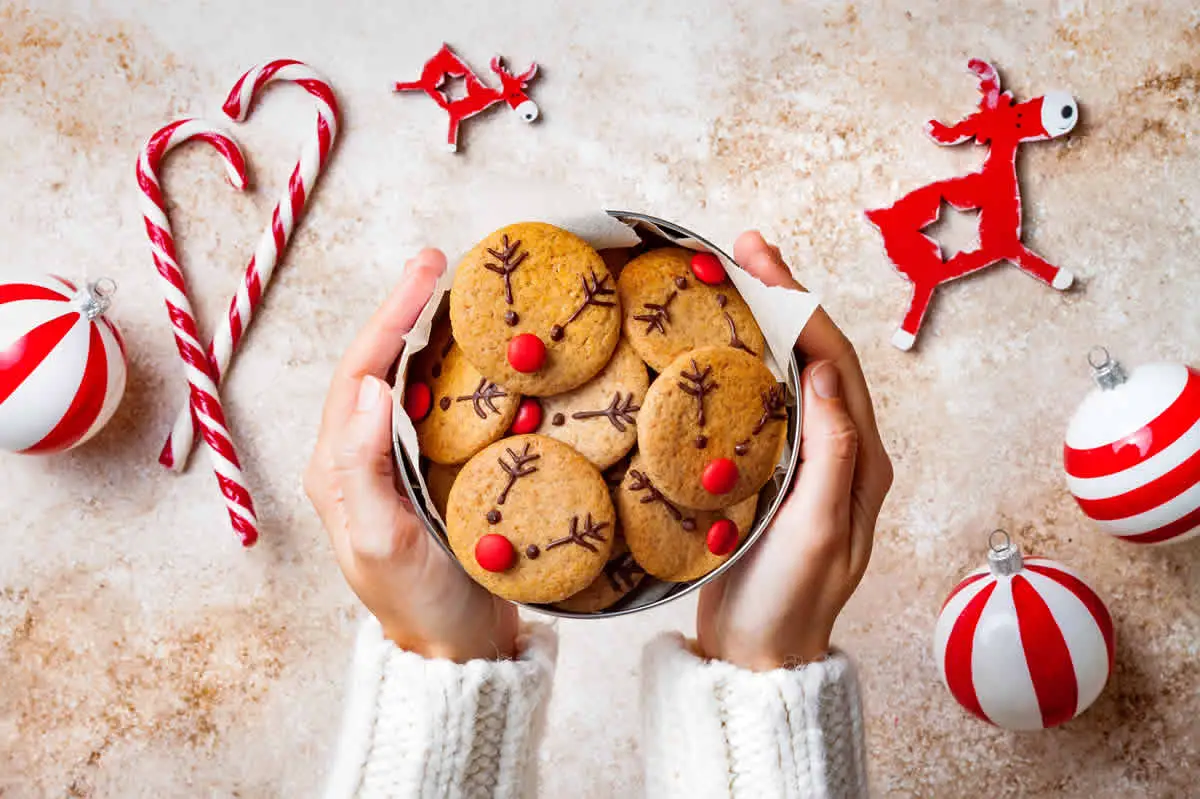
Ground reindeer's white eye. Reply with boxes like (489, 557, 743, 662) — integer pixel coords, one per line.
(515, 100, 539, 123)
(1041, 91, 1077, 137)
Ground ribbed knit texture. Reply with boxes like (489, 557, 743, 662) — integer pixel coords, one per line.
(324, 617, 556, 799)
(641, 634, 868, 799)
(326, 624, 867, 798)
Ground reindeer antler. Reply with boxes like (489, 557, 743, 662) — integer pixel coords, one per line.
(515, 63, 538, 84)
(490, 56, 511, 77)
(925, 58, 1004, 147)
(490, 55, 537, 85)
(967, 59, 1001, 110)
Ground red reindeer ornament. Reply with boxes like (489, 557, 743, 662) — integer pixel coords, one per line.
(866, 60, 1078, 351)
(394, 44, 539, 152)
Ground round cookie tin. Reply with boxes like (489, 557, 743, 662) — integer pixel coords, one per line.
(395, 211, 804, 619)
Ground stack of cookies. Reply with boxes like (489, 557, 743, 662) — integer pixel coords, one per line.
(405, 222, 789, 611)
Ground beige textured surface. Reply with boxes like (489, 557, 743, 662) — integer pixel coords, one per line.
(0, 1, 1198, 796)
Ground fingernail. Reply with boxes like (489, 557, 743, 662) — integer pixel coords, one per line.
(356, 377, 383, 412)
(812, 362, 840, 399)
(752, 250, 776, 272)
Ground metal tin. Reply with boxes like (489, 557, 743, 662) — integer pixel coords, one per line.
(394, 211, 804, 618)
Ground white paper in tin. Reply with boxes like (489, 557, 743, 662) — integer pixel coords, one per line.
(392, 211, 821, 526)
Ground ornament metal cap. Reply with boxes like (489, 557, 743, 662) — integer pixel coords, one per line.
(1087, 347, 1127, 391)
(74, 278, 116, 321)
(987, 530, 1024, 576)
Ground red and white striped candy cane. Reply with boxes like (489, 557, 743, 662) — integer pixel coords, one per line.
(158, 60, 341, 471)
(137, 119, 260, 547)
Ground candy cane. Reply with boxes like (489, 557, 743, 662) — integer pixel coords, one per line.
(137, 119, 259, 547)
(158, 60, 341, 471)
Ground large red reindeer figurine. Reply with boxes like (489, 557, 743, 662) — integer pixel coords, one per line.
(866, 59, 1078, 350)
(394, 44, 539, 152)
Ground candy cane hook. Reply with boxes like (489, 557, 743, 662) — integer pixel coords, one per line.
(159, 60, 341, 471)
(137, 119, 259, 546)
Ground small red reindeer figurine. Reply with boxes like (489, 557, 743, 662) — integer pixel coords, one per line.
(394, 44, 539, 152)
(866, 59, 1078, 351)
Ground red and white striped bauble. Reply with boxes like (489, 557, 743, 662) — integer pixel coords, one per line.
(1064, 350, 1200, 545)
(0, 274, 127, 453)
(934, 535, 1114, 730)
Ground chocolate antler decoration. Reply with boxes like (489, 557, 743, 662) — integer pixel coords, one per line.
(627, 469, 695, 529)
(483, 235, 529, 305)
(753, 385, 788, 435)
(678, 359, 719, 427)
(547, 513, 610, 553)
(723, 313, 757, 356)
(496, 442, 540, 505)
(552, 269, 615, 340)
(572, 392, 640, 432)
(633, 291, 677, 335)
(604, 552, 645, 592)
(456, 377, 508, 419)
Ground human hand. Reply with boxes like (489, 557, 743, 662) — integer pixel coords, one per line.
(696, 232, 894, 671)
(304, 249, 519, 663)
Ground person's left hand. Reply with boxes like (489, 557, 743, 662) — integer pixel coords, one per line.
(304, 248, 519, 663)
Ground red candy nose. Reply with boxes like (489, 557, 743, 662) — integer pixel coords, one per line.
(507, 333, 546, 373)
(476, 533, 516, 572)
(701, 458, 739, 495)
(510, 398, 542, 434)
(706, 519, 739, 556)
(690, 252, 726, 285)
(404, 381, 432, 422)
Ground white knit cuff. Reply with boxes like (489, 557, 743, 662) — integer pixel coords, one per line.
(641, 633, 868, 799)
(325, 617, 557, 799)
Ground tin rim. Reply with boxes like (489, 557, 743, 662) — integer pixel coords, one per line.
(394, 210, 805, 618)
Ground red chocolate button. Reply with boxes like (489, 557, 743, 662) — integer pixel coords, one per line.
(690, 252, 726, 285)
(701, 458, 739, 495)
(507, 333, 546, 373)
(510, 398, 543, 434)
(404, 381, 433, 422)
(475, 533, 516, 572)
(706, 519, 739, 556)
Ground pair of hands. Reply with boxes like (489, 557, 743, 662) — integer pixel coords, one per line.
(304, 233, 893, 670)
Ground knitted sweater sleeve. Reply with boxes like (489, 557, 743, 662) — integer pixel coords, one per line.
(324, 616, 557, 799)
(641, 633, 868, 799)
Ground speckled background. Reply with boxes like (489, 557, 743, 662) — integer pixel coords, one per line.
(1, 1, 1198, 796)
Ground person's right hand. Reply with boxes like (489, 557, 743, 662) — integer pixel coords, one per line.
(304, 248, 519, 664)
(696, 231, 893, 671)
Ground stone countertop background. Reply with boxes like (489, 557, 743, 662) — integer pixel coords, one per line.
(1, 0, 1198, 795)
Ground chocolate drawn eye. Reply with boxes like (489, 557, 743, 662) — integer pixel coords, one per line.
(734, 439, 750, 456)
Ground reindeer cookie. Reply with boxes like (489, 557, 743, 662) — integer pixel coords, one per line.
(535, 337, 649, 469)
(618, 248, 765, 372)
(446, 434, 615, 604)
(617, 454, 759, 582)
(408, 317, 520, 465)
(553, 536, 646, 613)
(425, 461, 462, 518)
(638, 346, 787, 511)
(451, 223, 622, 397)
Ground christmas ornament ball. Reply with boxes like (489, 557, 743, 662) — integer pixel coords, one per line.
(1064, 349, 1200, 545)
(0, 274, 127, 453)
(934, 533, 1114, 730)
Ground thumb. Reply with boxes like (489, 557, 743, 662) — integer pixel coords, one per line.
(333, 375, 420, 560)
(783, 361, 859, 547)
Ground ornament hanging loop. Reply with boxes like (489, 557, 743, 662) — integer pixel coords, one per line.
(75, 278, 117, 321)
(986, 529, 1024, 576)
(1087, 346, 1127, 390)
